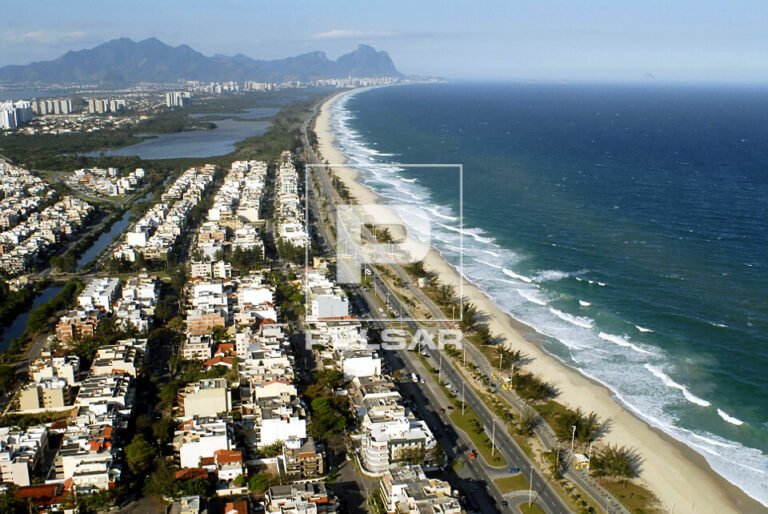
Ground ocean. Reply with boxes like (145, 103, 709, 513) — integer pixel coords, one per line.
(329, 82, 768, 505)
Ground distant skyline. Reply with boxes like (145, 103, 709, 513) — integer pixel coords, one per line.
(1, 0, 767, 83)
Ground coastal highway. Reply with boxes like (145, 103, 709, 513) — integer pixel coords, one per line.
(301, 122, 572, 513)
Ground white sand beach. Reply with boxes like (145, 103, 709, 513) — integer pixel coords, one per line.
(313, 89, 766, 514)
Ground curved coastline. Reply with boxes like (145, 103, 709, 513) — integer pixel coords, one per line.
(313, 86, 767, 513)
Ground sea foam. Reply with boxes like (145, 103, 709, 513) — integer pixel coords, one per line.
(517, 289, 548, 306)
(550, 308, 594, 329)
(598, 332, 653, 355)
(718, 409, 745, 426)
(502, 268, 533, 283)
(644, 364, 711, 407)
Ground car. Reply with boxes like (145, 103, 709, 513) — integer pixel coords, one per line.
(501, 500, 509, 507)
(440, 407, 446, 414)
(508, 467, 521, 474)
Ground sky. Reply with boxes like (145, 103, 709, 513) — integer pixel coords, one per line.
(1, 0, 766, 83)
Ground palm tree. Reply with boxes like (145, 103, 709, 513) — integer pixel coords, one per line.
(590, 445, 642, 485)
(577, 411, 603, 444)
(436, 284, 457, 305)
(460, 302, 480, 332)
(518, 406, 539, 436)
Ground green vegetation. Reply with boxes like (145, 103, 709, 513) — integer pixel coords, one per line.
(125, 434, 156, 475)
(260, 440, 284, 458)
(494, 474, 529, 493)
(249, 472, 279, 496)
(598, 479, 660, 514)
(590, 444, 642, 483)
(449, 407, 507, 467)
(0, 279, 83, 370)
(24, 280, 82, 335)
(144, 461, 216, 500)
(304, 369, 353, 449)
(0, 281, 38, 329)
(268, 270, 305, 318)
(0, 487, 27, 514)
(367, 486, 387, 514)
(510, 371, 559, 402)
(0, 410, 71, 430)
(520, 503, 547, 514)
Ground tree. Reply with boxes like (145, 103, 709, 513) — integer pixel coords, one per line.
(552, 407, 603, 445)
(511, 372, 559, 402)
(460, 302, 480, 332)
(546, 449, 563, 479)
(175, 477, 212, 497)
(309, 397, 347, 441)
(518, 406, 540, 436)
(261, 440, 284, 458)
(436, 284, 456, 305)
(590, 445, 642, 484)
(0, 487, 27, 514)
(125, 434, 155, 475)
(78, 490, 114, 513)
(396, 446, 426, 465)
(249, 472, 277, 495)
(144, 460, 175, 498)
(152, 417, 176, 446)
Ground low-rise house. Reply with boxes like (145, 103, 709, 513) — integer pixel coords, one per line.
(265, 482, 338, 514)
(278, 437, 325, 481)
(254, 398, 307, 449)
(379, 464, 461, 514)
(0, 425, 49, 486)
(173, 418, 232, 469)
(75, 372, 134, 415)
(90, 339, 146, 378)
(359, 418, 436, 475)
(78, 277, 121, 313)
(29, 353, 80, 385)
(182, 378, 232, 418)
(18, 378, 72, 411)
(55, 309, 100, 344)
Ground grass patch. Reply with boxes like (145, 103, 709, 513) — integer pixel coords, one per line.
(493, 474, 529, 494)
(520, 503, 547, 514)
(510, 430, 535, 460)
(599, 479, 660, 514)
(536, 400, 572, 429)
(449, 408, 507, 467)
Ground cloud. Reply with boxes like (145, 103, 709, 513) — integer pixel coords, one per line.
(2, 30, 86, 45)
(313, 29, 397, 40)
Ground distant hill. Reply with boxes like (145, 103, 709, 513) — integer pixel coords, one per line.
(0, 37, 403, 85)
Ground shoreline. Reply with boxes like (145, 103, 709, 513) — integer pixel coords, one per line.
(313, 87, 767, 514)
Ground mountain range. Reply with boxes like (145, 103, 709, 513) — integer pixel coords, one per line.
(0, 37, 403, 85)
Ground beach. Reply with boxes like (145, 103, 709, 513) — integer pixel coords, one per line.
(313, 89, 767, 514)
